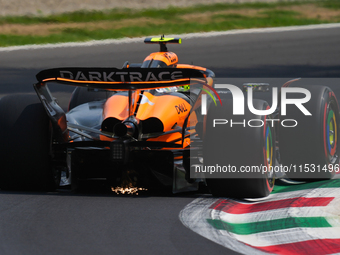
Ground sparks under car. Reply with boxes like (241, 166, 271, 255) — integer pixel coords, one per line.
(0, 36, 339, 198)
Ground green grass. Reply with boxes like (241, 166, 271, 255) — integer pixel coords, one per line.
(0, 0, 339, 47)
(0, 17, 328, 47)
(318, 0, 340, 9)
(0, 1, 323, 25)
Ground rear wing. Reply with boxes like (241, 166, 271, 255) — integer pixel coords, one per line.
(36, 67, 206, 90)
(34, 67, 208, 143)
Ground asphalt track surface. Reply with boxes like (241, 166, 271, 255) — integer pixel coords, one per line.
(0, 26, 340, 255)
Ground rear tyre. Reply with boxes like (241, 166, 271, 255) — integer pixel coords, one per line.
(0, 94, 58, 190)
(279, 85, 340, 180)
(204, 99, 275, 198)
(68, 87, 114, 111)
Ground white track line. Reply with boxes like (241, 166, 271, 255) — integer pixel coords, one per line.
(1, 23, 340, 52)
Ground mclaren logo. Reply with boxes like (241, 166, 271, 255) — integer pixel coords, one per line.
(59, 70, 184, 82)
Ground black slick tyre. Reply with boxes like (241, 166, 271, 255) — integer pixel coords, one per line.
(204, 99, 275, 198)
(0, 94, 58, 190)
(279, 85, 340, 180)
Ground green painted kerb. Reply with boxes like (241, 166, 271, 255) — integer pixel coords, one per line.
(207, 217, 331, 235)
(272, 179, 340, 194)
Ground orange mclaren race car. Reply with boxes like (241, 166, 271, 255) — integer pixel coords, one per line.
(0, 36, 339, 198)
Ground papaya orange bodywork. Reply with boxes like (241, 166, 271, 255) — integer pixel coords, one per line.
(103, 94, 129, 121)
(101, 91, 197, 147)
(143, 52, 178, 66)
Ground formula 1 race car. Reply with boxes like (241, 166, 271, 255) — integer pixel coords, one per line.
(0, 36, 339, 198)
